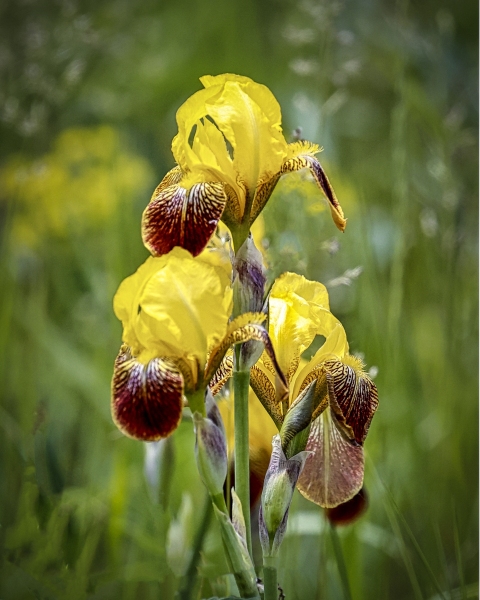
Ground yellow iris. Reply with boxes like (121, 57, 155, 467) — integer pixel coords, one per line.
(249, 272, 378, 508)
(142, 74, 346, 258)
(111, 246, 282, 442)
(111, 246, 232, 440)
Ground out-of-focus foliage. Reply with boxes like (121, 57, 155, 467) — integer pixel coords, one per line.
(0, 0, 477, 599)
(1, 126, 153, 248)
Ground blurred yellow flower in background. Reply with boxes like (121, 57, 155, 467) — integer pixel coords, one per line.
(0, 125, 153, 248)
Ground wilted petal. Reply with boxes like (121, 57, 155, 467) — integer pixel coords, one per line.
(324, 357, 379, 444)
(142, 180, 227, 257)
(282, 141, 346, 232)
(112, 345, 184, 441)
(297, 407, 364, 508)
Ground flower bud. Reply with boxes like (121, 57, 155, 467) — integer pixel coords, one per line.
(193, 398, 228, 497)
(232, 234, 266, 316)
(232, 235, 267, 370)
(259, 435, 310, 557)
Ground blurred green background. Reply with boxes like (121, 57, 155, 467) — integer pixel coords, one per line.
(0, 0, 477, 598)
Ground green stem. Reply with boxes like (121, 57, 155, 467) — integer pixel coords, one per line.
(177, 494, 213, 600)
(233, 345, 252, 558)
(263, 555, 278, 600)
(231, 221, 251, 253)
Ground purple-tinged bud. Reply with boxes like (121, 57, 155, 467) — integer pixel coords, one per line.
(232, 234, 266, 316)
(193, 395, 228, 497)
(232, 235, 267, 369)
(259, 435, 310, 557)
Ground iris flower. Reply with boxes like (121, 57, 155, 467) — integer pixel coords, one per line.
(111, 246, 284, 441)
(142, 74, 346, 257)
(249, 272, 378, 508)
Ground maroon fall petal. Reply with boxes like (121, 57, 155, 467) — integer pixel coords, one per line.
(111, 345, 184, 441)
(297, 408, 364, 508)
(325, 487, 368, 526)
(324, 359, 379, 444)
(142, 181, 227, 257)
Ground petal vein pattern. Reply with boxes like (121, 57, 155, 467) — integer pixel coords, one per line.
(324, 358, 379, 444)
(297, 408, 364, 508)
(111, 248, 233, 441)
(142, 180, 227, 257)
(111, 346, 184, 441)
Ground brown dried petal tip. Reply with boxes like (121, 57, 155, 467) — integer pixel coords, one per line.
(281, 154, 347, 232)
(111, 345, 184, 441)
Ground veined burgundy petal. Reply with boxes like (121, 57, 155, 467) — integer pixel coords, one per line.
(111, 345, 184, 441)
(142, 181, 227, 257)
(296, 407, 364, 508)
(324, 359, 379, 444)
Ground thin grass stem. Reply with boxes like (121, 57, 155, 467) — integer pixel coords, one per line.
(177, 494, 213, 600)
(329, 523, 353, 600)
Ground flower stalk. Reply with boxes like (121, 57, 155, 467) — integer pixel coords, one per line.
(233, 346, 252, 557)
(263, 555, 278, 600)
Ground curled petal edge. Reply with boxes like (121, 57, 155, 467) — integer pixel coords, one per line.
(324, 357, 379, 444)
(281, 152, 347, 232)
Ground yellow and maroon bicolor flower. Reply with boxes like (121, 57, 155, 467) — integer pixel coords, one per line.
(249, 272, 379, 508)
(142, 74, 346, 257)
(111, 247, 285, 442)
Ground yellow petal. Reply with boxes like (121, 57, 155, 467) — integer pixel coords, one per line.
(171, 85, 247, 212)
(113, 256, 166, 355)
(204, 80, 287, 202)
(292, 319, 349, 400)
(171, 85, 224, 171)
(113, 248, 233, 368)
(201, 74, 283, 133)
(267, 272, 331, 379)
